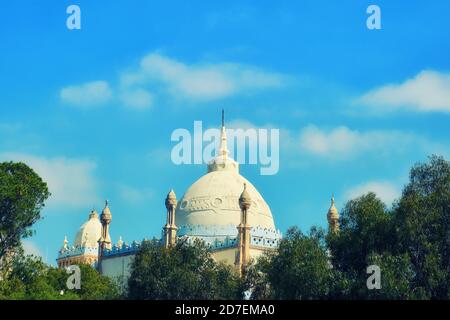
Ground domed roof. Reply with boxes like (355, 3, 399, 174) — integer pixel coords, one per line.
(74, 210, 102, 248)
(176, 169, 275, 229)
(175, 112, 277, 240)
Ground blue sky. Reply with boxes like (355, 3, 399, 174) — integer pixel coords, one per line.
(0, 1, 449, 264)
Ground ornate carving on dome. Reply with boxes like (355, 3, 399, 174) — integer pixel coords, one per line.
(178, 195, 272, 220)
(180, 200, 189, 210)
(212, 197, 223, 207)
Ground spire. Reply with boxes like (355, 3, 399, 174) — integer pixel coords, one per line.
(62, 235, 68, 250)
(329, 194, 337, 212)
(207, 109, 239, 173)
(219, 109, 229, 159)
(327, 194, 339, 234)
(117, 236, 123, 249)
(222, 108, 224, 127)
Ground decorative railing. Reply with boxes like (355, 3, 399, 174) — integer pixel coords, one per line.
(60, 225, 282, 260)
(57, 246, 98, 259)
(102, 240, 142, 257)
(178, 224, 282, 250)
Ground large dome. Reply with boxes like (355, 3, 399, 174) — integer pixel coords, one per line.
(176, 169, 275, 229)
(174, 117, 280, 250)
(73, 211, 102, 248)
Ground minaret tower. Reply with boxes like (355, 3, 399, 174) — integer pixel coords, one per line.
(163, 189, 178, 248)
(327, 195, 340, 234)
(236, 183, 252, 276)
(99, 200, 112, 257)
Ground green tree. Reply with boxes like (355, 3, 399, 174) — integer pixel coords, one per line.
(392, 155, 450, 299)
(0, 254, 119, 300)
(326, 191, 419, 299)
(127, 239, 241, 300)
(365, 253, 418, 300)
(0, 162, 50, 273)
(253, 227, 338, 300)
(241, 254, 273, 300)
(328, 192, 393, 274)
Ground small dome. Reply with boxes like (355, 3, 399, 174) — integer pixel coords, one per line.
(165, 189, 177, 208)
(101, 200, 112, 222)
(73, 210, 102, 248)
(167, 189, 176, 199)
(327, 196, 339, 220)
(239, 183, 252, 210)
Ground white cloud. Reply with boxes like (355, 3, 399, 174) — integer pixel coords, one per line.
(121, 88, 154, 109)
(345, 181, 401, 205)
(121, 52, 285, 101)
(296, 125, 418, 159)
(60, 53, 286, 109)
(60, 80, 113, 107)
(0, 153, 99, 209)
(357, 70, 450, 113)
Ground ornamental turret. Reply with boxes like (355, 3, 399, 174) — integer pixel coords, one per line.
(327, 195, 340, 234)
(99, 200, 112, 253)
(163, 189, 178, 248)
(236, 183, 252, 276)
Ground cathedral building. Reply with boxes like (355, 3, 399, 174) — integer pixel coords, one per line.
(57, 114, 339, 281)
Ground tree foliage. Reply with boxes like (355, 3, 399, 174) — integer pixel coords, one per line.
(324, 155, 450, 299)
(244, 227, 351, 300)
(1, 156, 449, 300)
(127, 238, 241, 300)
(392, 155, 450, 299)
(0, 162, 50, 272)
(0, 254, 120, 300)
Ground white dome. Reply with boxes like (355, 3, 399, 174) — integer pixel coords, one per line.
(73, 211, 102, 248)
(175, 117, 279, 245)
(176, 170, 275, 230)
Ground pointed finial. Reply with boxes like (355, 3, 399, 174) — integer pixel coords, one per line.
(63, 235, 68, 249)
(331, 193, 335, 205)
(219, 110, 229, 159)
(105, 199, 109, 207)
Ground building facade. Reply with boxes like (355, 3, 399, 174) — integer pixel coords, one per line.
(57, 115, 339, 282)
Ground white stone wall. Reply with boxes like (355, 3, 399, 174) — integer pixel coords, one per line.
(100, 254, 135, 288)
